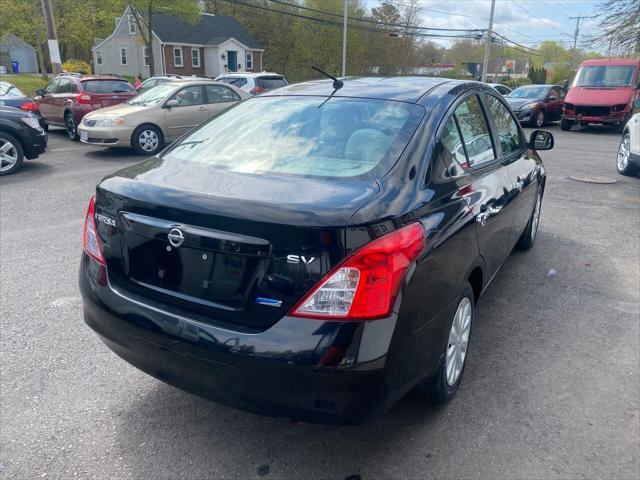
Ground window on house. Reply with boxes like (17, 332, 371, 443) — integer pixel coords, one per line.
(120, 47, 127, 65)
(128, 14, 136, 34)
(173, 47, 183, 67)
(143, 46, 149, 66)
(96, 51, 103, 65)
(245, 51, 253, 70)
(191, 48, 200, 68)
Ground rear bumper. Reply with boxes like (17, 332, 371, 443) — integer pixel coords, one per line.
(79, 254, 403, 424)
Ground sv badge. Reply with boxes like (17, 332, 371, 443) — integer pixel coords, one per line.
(287, 255, 316, 265)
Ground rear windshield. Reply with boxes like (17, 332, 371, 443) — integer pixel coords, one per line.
(218, 76, 247, 87)
(0, 83, 25, 97)
(573, 65, 637, 87)
(81, 80, 135, 93)
(162, 96, 424, 179)
(256, 77, 287, 90)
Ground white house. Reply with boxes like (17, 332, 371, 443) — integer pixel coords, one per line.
(92, 6, 264, 78)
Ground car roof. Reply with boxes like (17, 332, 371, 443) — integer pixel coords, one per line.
(262, 76, 457, 103)
(218, 72, 283, 78)
(580, 58, 640, 67)
(57, 75, 127, 82)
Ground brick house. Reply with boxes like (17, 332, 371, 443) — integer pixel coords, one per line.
(92, 6, 264, 78)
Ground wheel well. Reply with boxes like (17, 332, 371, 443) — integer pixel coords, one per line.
(468, 267, 483, 304)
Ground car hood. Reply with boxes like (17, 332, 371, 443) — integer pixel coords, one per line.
(566, 87, 634, 106)
(86, 103, 153, 118)
(505, 98, 541, 110)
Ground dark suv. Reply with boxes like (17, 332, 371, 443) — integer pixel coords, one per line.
(505, 84, 565, 127)
(35, 75, 137, 140)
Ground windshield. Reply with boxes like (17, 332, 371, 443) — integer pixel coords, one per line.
(82, 80, 135, 93)
(573, 65, 637, 87)
(162, 96, 424, 179)
(0, 83, 26, 97)
(508, 86, 549, 99)
(127, 84, 176, 106)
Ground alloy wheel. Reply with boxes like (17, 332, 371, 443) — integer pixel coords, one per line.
(535, 111, 544, 127)
(446, 297, 472, 386)
(65, 114, 76, 139)
(617, 135, 630, 171)
(0, 138, 18, 173)
(138, 130, 159, 153)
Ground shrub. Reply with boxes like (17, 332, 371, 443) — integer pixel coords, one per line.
(61, 59, 91, 74)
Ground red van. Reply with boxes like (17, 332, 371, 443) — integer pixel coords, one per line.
(561, 58, 640, 132)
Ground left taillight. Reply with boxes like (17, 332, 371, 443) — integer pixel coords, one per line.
(249, 86, 267, 95)
(83, 196, 105, 265)
(77, 94, 93, 104)
(19, 101, 39, 112)
(289, 222, 426, 320)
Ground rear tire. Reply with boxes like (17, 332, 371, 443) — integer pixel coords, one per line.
(132, 124, 164, 156)
(560, 117, 573, 131)
(65, 112, 79, 141)
(617, 132, 639, 176)
(516, 189, 542, 250)
(0, 132, 25, 176)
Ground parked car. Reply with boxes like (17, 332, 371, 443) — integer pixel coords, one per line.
(562, 58, 640, 132)
(0, 80, 44, 128)
(79, 77, 553, 423)
(214, 72, 288, 95)
(78, 80, 249, 155)
(505, 84, 565, 127)
(617, 99, 640, 176)
(34, 75, 137, 140)
(136, 74, 184, 93)
(487, 83, 512, 96)
(0, 106, 47, 176)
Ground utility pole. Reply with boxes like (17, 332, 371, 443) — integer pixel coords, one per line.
(481, 0, 496, 83)
(569, 15, 596, 68)
(341, 0, 348, 77)
(41, 0, 62, 75)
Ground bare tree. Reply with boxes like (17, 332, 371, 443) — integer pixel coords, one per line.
(592, 0, 640, 56)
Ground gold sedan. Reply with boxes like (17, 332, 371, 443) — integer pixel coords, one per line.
(78, 80, 249, 155)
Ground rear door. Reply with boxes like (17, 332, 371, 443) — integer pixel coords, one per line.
(442, 94, 516, 280)
(163, 85, 209, 140)
(204, 84, 241, 116)
(483, 93, 540, 246)
(81, 79, 136, 108)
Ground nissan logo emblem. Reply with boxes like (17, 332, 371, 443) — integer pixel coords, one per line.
(168, 228, 185, 248)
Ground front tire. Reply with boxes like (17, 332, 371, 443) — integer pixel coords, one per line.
(560, 117, 573, 131)
(530, 110, 545, 128)
(132, 125, 164, 156)
(617, 132, 639, 176)
(64, 112, 79, 141)
(0, 132, 25, 176)
(516, 189, 542, 250)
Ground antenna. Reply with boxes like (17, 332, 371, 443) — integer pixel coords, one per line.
(311, 66, 343, 90)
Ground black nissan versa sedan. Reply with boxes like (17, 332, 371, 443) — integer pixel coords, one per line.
(79, 77, 552, 424)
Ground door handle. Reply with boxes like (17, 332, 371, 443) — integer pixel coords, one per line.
(477, 204, 502, 226)
(198, 106, 207, 111)
(514, 179, 524, 192)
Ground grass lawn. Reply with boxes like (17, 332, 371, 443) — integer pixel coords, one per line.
(0, 74, 49, 97)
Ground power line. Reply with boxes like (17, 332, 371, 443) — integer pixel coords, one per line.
(510, 0, 573, 36)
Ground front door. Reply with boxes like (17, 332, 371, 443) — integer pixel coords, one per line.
(38, 79, 60, 121)
(227, 51, 238, 72)
(163, 85, 209, 140)
(442, 94, 516, 281)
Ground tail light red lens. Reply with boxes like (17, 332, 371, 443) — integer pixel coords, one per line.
(289, 223, 426, 320)
(249, 86, 267, 95)
(19, 101, 39, 112)
(77, 94, 93, 104)
(83, 196, 105, 265)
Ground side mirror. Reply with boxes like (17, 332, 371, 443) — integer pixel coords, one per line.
(633, 98, 640, 109)
(164, 99, 178, 108)
(35, 88, 45, 97)
(529, 130, 554, 151)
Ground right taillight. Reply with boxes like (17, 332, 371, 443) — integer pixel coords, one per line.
(289, 223, 426, 320)
(249, 86, 267, 95)
(83, 196, 105, 265)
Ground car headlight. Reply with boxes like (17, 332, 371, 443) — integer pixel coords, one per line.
(97, 116, 126, 127)
(21, 116, 42, 131)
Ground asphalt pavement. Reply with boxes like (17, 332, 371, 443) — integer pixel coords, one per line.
(1, 124, 638, 480)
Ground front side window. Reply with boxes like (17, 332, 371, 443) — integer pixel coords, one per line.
(205, 85, 240, 103)
(485, 94, 522, 156)
(191, 48, 200, 67)
(120, 47, 127, 65)
(246, 51, 253, 70)
(128, 14, 136, 34)
(453, 95, 495, 168)
(173, 47, 182, 67)
(169, 85, 204, 107)
(45, 79, 59, 94)
(96, 50, 103, 65)
(162, 96, 425, 179)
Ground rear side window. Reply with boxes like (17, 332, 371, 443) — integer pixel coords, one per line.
(0, 83, 26, 97)
(57, 79, 76, 93)
(453, 96, 495, 168)
(484, 94, 522, 156)
(82, 80, 135, 93)
(256, 77, 287, 90)
(205, 85, 240, 103)
(441, 116, 470, 170)
(163, 96, 425, 179)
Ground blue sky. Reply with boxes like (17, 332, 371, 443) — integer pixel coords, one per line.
(369, 0, 603, 51)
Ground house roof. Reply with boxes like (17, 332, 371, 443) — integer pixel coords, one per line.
(150, 13, 263, 49)
(0, 33, 35, 49)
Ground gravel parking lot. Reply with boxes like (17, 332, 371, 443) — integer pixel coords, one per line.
(1, 125, 639, 479)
